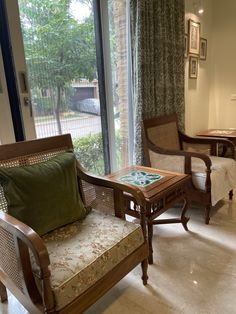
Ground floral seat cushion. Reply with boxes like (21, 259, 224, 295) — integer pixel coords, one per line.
(40, 210, 144, 311)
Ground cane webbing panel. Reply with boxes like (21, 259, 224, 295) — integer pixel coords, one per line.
(0, 187, 7, 212)
(148, 150, 185, 173)
(147, 121, 180, 150)
(0, 226, 23, 292)
(0, 148, 67, 168)
(81, 180, 115, 215)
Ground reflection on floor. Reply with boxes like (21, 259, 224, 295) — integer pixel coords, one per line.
(1, 195, 236, 314)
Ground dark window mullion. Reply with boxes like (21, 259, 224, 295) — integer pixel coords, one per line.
(0, 0, 25, 142)
(93, 0, 111, 174)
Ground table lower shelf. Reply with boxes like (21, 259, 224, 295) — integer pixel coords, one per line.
(125, 192, 189, 264)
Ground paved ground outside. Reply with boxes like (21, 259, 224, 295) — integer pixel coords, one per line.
(35, 114, 101, 139)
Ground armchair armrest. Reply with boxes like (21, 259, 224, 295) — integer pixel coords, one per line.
(76, 162, 147, 239)
(145, 139, 212, 193)
(76, 162, 146, 208)
(178, 131, 235, 158)
(0, 211, 54, 311)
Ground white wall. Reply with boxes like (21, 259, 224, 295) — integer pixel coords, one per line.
(208, 0, 236, 128)
(185, 0, 236, 134)
(185, 0, 213, 135)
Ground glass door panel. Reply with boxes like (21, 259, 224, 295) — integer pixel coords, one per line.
(108, 0, 130, 169)
(5, 0, 36, 141)
(16, 0, 105, 175)
(0, 46, 15, 144)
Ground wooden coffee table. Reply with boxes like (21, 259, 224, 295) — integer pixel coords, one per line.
(108, 166, 191, 264)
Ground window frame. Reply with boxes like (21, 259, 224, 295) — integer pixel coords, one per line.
(0, 0, 130, 173)
(0, 0, 25, 142)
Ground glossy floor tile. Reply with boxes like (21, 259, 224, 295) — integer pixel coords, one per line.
(1, 196, 236, 314)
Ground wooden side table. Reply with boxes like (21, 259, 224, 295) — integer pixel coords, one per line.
(108, 166, 191, 264)
(197, 129, 236, 157)
(197, 129, 236, 144)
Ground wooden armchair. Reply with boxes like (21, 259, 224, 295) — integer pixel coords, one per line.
(143, 114, 236, 224)
(0, 134, 148, 314)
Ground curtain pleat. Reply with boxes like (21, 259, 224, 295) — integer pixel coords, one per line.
(130, 0, 185, 164)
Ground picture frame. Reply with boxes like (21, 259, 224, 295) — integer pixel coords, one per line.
(184, 34, 188, 58)
(188, 19, 200, 55)
(199, 37, 207, 60)
(189, 56, 198, 79)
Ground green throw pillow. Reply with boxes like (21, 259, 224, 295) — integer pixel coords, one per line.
(0, 151, 89, 235)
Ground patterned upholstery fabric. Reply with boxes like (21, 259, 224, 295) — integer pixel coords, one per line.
(130, 0, 185, 164)
(182, 142, 211, 155)
(40, 210, 144, 310)
(192, 156, 236, 205)
(149, 151, 236, 205)
(149, 150, 185, 173)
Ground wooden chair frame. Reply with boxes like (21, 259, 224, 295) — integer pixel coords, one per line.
(143, 114, 235, 224)
(0, 134, 149, 314)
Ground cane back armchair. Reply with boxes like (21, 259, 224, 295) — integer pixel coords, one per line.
(0, 134, 148, 314)
(143, 114, 236, 224)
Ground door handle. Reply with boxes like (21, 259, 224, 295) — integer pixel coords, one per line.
(23, 96, 33, 117)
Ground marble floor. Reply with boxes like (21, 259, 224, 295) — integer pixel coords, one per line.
(1, 196, 236, 314)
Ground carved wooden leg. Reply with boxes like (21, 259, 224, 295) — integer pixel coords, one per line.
(141, 258, 148, 285)
(181, 198, 190, 231)
(205, 205, 211, 224)
(0, 281, 7, 302)
(147, 221, 153, 264)
(229, 190, 233, 200)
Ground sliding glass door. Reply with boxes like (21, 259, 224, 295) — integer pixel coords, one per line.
(15, 0, 107, 174)
(1, 0, 132, 172)
(106, 0, 132, 168)
(0, 46, 15, 144)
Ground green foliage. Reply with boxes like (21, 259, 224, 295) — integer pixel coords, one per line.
(19, 0, 97, 133)
(73, 131, 122, 176)
(115, 130, 122, 169)
(33, 97, 54, 115)
(20, 0, 96, 89)
(73, 133, 105, 175)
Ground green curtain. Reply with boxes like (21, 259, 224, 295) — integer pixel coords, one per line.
(130, 0, 185, 164)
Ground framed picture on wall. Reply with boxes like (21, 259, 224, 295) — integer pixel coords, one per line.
(184, 34, 188, 58)
(189, 56, 198, 78)
(188, 19, 200, 55)
(200, 38, 207, 60)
